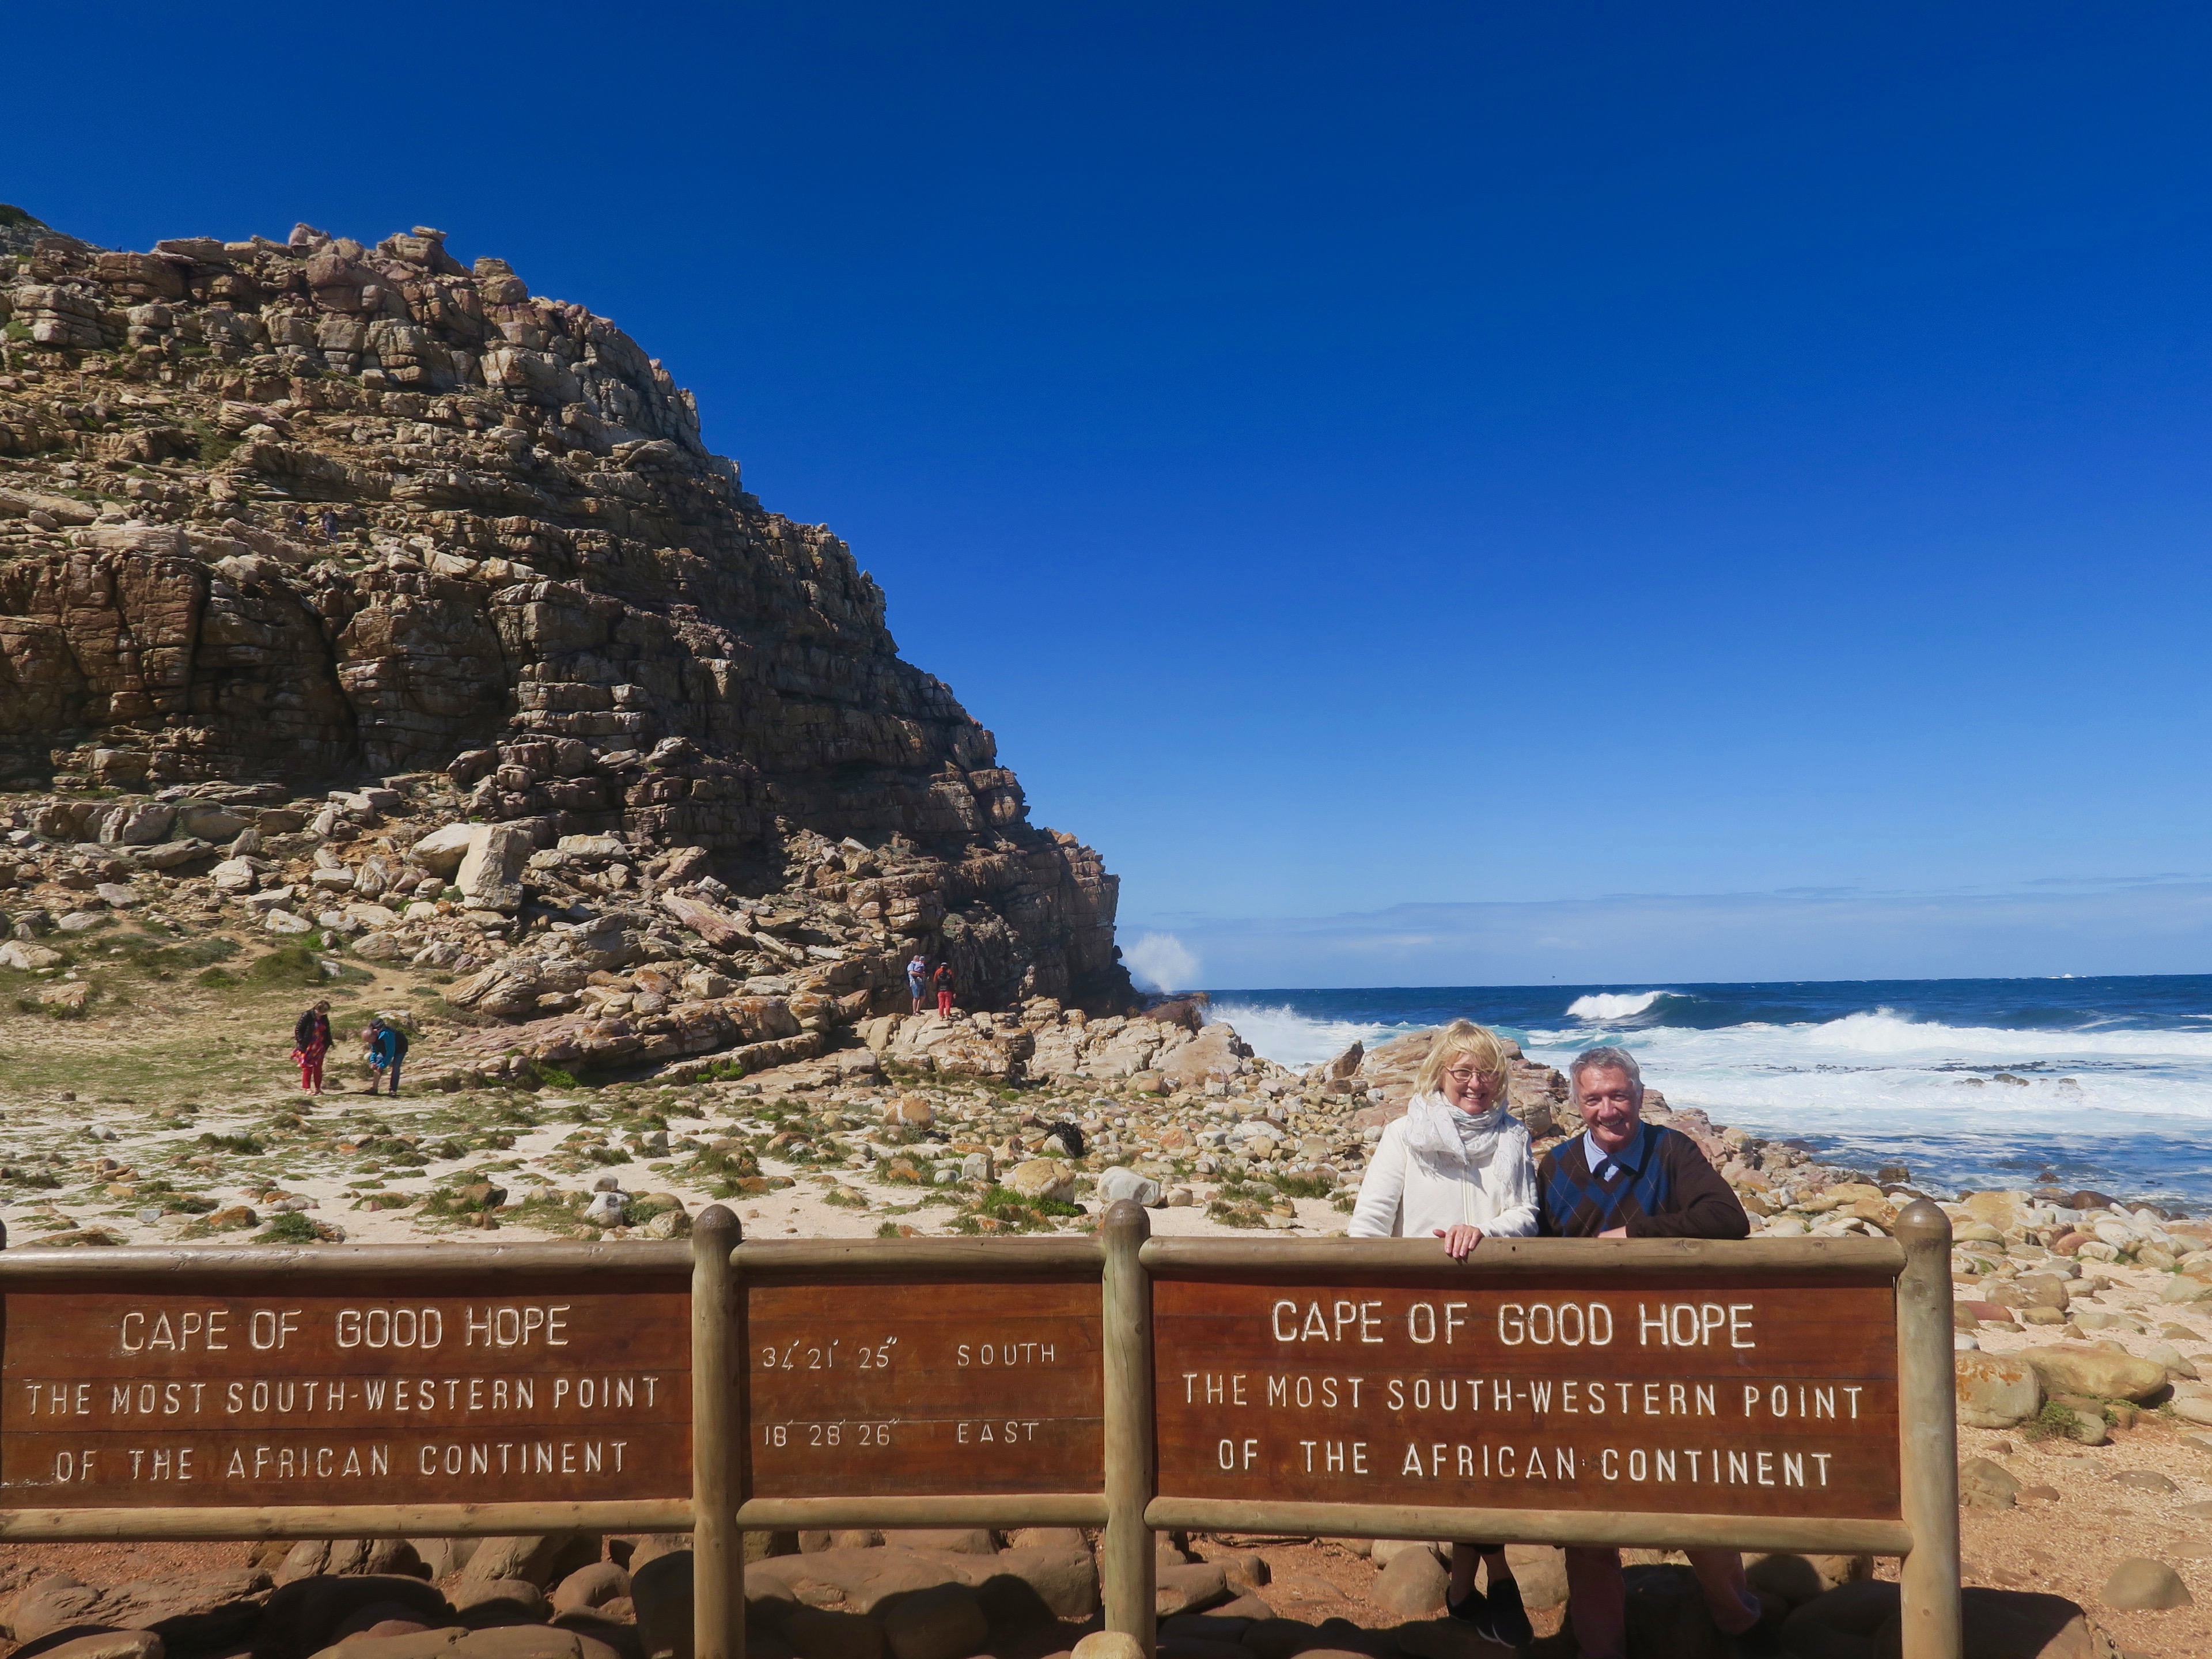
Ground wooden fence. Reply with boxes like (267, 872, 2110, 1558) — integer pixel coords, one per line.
(0, 1200, 1961, 1659)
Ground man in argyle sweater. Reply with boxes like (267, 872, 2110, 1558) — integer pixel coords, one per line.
(1537, 1046, 1776, 1659)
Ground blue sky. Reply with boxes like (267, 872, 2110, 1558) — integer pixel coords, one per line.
(14, 3, 2212, 987)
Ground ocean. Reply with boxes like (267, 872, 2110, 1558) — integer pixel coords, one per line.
(1202, 975, 2212, 1213)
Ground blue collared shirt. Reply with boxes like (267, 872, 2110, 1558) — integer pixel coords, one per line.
(1581, 1122, 1646, 1183)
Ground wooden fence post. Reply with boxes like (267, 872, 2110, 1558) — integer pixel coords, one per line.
(1101, 1199, 1156, 1656)
(1893, 1198, 1960, 1659)
(692, 1205, 744, 1659)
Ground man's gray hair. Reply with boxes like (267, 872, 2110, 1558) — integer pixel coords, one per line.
(1569, 1045, 1644, 1106)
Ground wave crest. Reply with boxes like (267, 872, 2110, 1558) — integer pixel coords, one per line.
(1565, 989, 1688, 1024)
(1206, 1002, 1407, 1070)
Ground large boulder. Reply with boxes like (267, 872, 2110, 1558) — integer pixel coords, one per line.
(451, 1582, 551, 1627)
(1003, 1160, 1076, 1205)
(1785, 1581, 2116, 1659)
(9, 1571, 274, 1650)
(977, 1547, 1098, 1623)
(1155, 1563, 1231, 1619)
(20, 1635, 168, 1659)
(782, 1610, 882, 1659)
(275, 1540, 421, 1585)
(2100, 1559, 2191, 1612)
(1957, 1353, 2042, 1427)
(1158, 1024, 1252, 1090)
(1097, 1166, 1162, 1207)
(2021, 1346, 2169, 1404)
(301, 1631, 468, 1659)
(411, 824, 477, 878)
(549, 1568, 630, 1619)
(880, 1532, 991, 1557)
(630, 1552, 690, 1659)
(1960, 1456, 2022, 1510)
(254, 1575, 453, 1658)
(878, 1586, 986, 1659)
(1743, 1553, 1872, 1611)
(456, 825, 533, 914)
(1369, 1551, 1447, 1619)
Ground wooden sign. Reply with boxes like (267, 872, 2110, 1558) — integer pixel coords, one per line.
(1151, 1272, 1900, 1520)
(1, 1277, 690, 1509)
(745, 1277, 1103, 1497)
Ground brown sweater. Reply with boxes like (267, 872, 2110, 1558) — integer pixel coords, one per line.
(1536, 1122, 1749, 1240)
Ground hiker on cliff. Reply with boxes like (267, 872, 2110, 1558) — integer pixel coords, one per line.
(932, 960, 956, 1017)
(1540, 1044, 1766, 1659)
(1346, 1020, 1538, 1645)
(365, 1017, 409, 1096)
(907, 952, 928, 1014)
(291, 1002, 331, 1095)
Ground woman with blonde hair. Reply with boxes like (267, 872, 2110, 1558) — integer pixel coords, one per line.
(1346, 1018, 1537, 1646)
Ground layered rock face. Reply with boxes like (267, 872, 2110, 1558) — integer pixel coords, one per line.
(0, 215, 1126, 1008)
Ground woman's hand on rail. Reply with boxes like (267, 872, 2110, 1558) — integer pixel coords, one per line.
(1433, 1224, 1484, 1261)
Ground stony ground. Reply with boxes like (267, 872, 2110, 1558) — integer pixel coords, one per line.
(11, 910, 2212, 1652)
(0, 906, 1354, 1248)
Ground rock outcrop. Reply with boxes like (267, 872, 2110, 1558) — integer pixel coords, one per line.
(0, 214, 1127, 1009)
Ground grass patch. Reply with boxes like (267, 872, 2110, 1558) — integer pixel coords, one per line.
(196, 1131, 266, 1156)
(115, 931, 236, 975)
(947, 1183, 1080, 1235)
(259, 1211, 319, 1244)
(2023, 1401, 2082, 1442)
(1268, 1171, 1336, 1200)
(244, 945, 327, 987)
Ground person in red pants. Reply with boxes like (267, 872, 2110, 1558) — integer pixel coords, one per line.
(291, 1001, 331, 1095)
(933, 960, 957, 1017)
(1537, 1045, 1776, 1659)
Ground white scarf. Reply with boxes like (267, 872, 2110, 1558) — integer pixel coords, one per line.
(1400, 1089, 1514, 1173)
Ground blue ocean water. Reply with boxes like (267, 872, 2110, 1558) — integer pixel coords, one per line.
(1202, 976, 2212, 1213)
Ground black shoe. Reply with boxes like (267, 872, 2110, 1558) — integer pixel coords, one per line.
(1446, 1587, 1494, 1638)
(1483, 1575, 1533, 1647)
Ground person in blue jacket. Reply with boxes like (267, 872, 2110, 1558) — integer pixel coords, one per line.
(366, 1017, 409, 1096)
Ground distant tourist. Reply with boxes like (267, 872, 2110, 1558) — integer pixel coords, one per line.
(365, 1017, 409, 1096)
(320, 508, 338, 542)
(932, 960, 957, 1017)
(1540, 1045, 1763, 1659)
(907, 951, 927, 1014)
(290, 1001, 331, 1095)
(1346, 1020, 1538, 1646)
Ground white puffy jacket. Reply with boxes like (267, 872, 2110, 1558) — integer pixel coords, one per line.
(1346, 1113, 1539, 1240)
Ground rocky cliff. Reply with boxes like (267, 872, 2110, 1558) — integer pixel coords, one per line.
(0, 212, 1127, 1010)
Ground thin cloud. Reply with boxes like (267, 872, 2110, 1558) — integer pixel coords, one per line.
(1121, 876, 2212, 988)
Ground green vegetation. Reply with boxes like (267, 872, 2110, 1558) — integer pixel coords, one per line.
(0, 205, 44, 230)
(244, 945, 327, 987)
(259, 1211, 320, 1244)
(948, 1182, 1081, 1235)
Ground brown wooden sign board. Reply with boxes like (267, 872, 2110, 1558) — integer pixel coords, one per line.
(0, 1218, 1961, 1659)
(1152, 1272, 1900, 1521)
(0, 1277, 691, 1509)
(743, 1277, 1104, 1498)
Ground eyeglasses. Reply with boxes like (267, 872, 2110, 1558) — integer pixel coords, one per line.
(1444, 1067, 1489, 1083)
